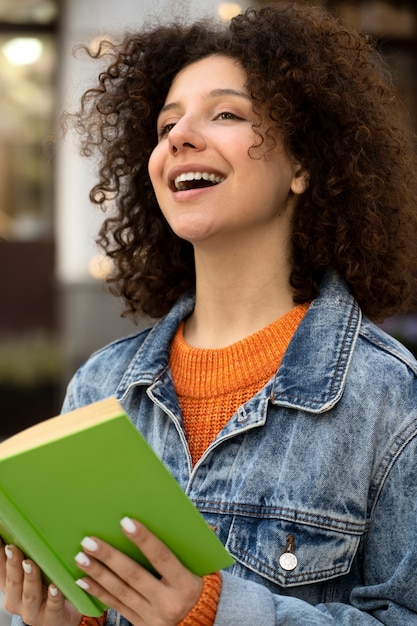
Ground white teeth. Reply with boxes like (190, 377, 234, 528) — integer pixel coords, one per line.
(174, 171, 225, 190)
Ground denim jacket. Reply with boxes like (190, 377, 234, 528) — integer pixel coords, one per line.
(12, 270, 417, 625)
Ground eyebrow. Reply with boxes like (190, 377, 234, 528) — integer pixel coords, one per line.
(158, 88, 252, 117)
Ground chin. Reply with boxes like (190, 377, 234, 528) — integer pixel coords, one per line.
(170, 221, 216, 244)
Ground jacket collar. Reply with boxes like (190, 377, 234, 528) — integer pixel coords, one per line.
(118, 269, 361, 413)
(117, 290, 196, 398)
(271, 270, 361, 413)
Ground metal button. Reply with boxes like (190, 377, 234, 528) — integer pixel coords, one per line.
(279, 551, 298, 571)
(279, 533, 298, 571)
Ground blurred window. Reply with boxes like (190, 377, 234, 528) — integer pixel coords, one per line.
(0, 0, 58, 240)
(331, 1, 417, 125)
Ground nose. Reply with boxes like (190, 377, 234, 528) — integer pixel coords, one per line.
(168, 116, 206, 154)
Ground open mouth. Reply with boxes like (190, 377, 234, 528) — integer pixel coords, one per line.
(173, 171, 226, 192)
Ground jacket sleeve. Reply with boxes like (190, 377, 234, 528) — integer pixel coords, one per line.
(215, 433, 417, 625)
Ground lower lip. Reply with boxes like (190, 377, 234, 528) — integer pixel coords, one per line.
(170, 185, 221, 201)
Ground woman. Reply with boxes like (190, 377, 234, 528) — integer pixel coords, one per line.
(2, 4, 417, 625)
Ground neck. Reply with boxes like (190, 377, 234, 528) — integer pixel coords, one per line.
(184, 241, 295, 348)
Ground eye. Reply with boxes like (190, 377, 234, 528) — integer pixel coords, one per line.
(158, 122, 176, 139)
(216, 111, 243, 121)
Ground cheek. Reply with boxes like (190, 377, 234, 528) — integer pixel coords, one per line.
(147, 146, 163, 189)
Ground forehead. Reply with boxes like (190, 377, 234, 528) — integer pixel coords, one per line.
(165, 54, 248, 101)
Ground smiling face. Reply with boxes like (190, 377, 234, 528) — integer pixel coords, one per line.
(148, 54, 306, 249)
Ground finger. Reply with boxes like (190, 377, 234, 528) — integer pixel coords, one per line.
(121, 517, 203, 621)
(78, 534, 158, 593)
(76, 576, 145, 625)
(42, 584, 84, 626)
(20, 559, 46, 624)
(3, 544, 25, 614)
(120, 517, 188, 584)
(42, 585, 70, 624)
(0, 537, 6, 589)
(75, 552, 149, 625)
(22, 565, 81, 626)
(119, 518, 203, 618)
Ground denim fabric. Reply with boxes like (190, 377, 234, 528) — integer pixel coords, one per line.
(11, 270, 417, 625)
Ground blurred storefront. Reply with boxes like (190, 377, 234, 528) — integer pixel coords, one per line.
(0, 0, 60, 437)
(0, 0, 416, 437)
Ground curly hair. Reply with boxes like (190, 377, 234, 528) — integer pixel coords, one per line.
(70, 3, 417, 321)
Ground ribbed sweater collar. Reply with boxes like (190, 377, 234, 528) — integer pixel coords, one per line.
(170, 302, 309, 398)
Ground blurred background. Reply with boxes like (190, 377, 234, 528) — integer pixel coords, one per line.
(0, 0, 416, 439)
(0, 0, 417, 438)
(0, 1, 416, 624)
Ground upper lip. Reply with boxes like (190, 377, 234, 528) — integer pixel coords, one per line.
(168, 165, 227, 191)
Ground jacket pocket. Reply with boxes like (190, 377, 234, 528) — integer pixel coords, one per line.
(226, 515, 363, 587)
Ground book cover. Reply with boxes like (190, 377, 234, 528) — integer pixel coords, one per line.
(0, 397, 234, 616)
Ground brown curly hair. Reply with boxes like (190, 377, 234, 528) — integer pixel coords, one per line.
(70, 3, 417, 321)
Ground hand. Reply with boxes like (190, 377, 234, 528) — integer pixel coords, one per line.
(0, 539, 82, 626)
(75, 517, 204, 626)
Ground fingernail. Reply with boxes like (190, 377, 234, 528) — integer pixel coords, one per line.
(81, 537, 98, 552)
(5, 546, 13, 560)
(75, 578, 90, 590)
(22, 560, 32, 574)
(120, 516, 136, 534)
(75, 552, 91, 567)
(49, 584, 59, 597)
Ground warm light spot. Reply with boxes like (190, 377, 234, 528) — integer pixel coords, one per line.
(218, 3, 242, 21)
(88, 254, 114, 280)
(88, 34, 114, 56)
(2, 38, 43, 66)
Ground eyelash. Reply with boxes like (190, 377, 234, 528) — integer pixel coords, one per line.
(216, 111, 242, 121)
(158, 122, 176, 138)
(158, 111, 244, 138)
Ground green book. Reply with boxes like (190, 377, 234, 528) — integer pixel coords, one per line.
(0, 396, 234, 617)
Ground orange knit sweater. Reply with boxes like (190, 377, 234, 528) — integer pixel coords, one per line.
(170, 302, 310, 466)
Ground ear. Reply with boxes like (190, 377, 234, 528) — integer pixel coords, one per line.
(290, 163, 309, 195)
